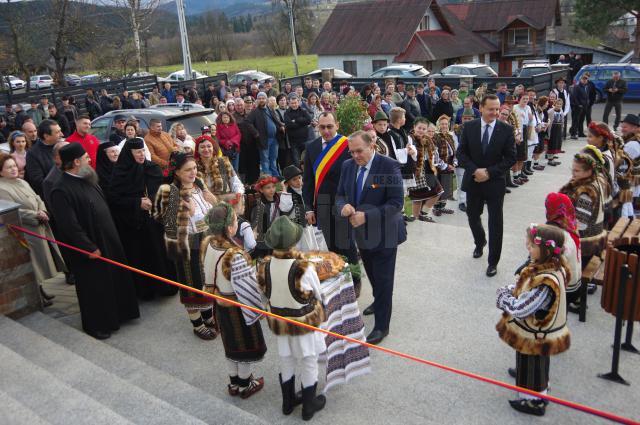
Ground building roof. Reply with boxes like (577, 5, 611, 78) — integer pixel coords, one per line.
(394, 8, 498, 62)
(445, 0, 561, 32)
(310, 0, 434, 55)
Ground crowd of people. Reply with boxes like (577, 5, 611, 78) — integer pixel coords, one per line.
(1, 69, 639, 419)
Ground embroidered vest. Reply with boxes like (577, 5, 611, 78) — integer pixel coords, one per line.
(203, 245, 234, 296)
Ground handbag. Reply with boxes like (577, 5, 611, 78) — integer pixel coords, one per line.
(298, 225, 329, 252)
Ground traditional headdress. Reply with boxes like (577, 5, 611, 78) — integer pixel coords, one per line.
(529, 224, 564, 256)
(253, 174, 281, 191)
(575, 145, 605, 172)
(204, 202, 235, 235)
(588, 122, 613, 141)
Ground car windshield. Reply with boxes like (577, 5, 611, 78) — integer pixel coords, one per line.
(411, 68, 429, 76)
(41, 76, 52, 80)
(473, 66, 497, 77)
(520, 67, 548, 77)
(168, 113, 216, 137)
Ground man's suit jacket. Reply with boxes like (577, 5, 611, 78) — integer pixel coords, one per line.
(302, 135, 351, 214)
(456, 118, 516, 193)
(335, 154, 406, 252)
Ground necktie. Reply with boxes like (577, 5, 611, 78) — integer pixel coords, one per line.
(355, 166, 366, 205)
(482, 124, 490, 154)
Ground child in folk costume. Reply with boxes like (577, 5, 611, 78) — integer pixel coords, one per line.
(587, 122, 620, 227)
(433, 114, 456, 216)
(256, 216, 327, 421)
(201, 203, 267, 398)
(512, 94, 534, 182)
(251, 174, 292, 258)
(546, 99, 564, 167)
(228, 193, 256, 252)
(280, 165, 307, 228)
(496, 224, 571, 417)
(408, 118, 444, 222)
(531, 96, 550, 171)
(621, 114, 640, 215)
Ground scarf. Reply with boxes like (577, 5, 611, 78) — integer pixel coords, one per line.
(545, 192, 580, 260)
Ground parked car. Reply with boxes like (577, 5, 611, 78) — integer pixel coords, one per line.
(370, 64, 430, 78)
(165, 70, 207, 82)
(81, 74, 105, 85)
(2, 75, 26, 90)
(439, 64, 498, 78)
(573, 63, 640, 102)
(130, 71, 155, 78)
(29, 74, 54, 90)
(64, 74, 82, 86)
(303, 69, 353, 79)
(89, 107, 216, 144)
(149, 103, 205, 111)
(229, 70, 275, 86)
(512, 60, 552, 77)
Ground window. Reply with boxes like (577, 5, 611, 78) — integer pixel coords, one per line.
(88, 118, 111, 142)
(623, 69, 640, 82)
(343, 60, 357, 76)
(372, 60, 387, 72)
(508, 28, 530, 45)
(419, 15, 430, 31)
(597, 69, 617, 81)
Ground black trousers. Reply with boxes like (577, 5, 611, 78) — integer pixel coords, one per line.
(466, 183, 505, 266)
(603, 101, 623, 129)
(360, 247, 397, 332)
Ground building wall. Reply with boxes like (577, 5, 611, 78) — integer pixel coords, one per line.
(423, 7, 443, 31)
(318, 54, 396, 77)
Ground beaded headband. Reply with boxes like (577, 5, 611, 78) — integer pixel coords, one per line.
(529, 224, 563, 255)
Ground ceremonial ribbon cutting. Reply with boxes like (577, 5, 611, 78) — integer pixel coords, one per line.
(4, 222, 638, 425)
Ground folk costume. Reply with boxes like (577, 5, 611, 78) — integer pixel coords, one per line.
(280, 165, 307, 228)
(256, 216, 327, 420)
(496, 224, 570, 417)
(154, 152, 218, 340)
(387, 123, 417, 193)
(251, 174, 291, 258)
(201, 204, 266, 398)
(532, 105, 549, 169)
(547, 107, 564, 161)
(622, 117, 640, 214)
(613, 134, 635, 218)
(587, 123, 617, 227)
(408, 132, 443, 203)
(433, 116, 456, 215)
(195, 134, 244, 198)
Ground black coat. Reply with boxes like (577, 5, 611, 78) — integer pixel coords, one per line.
(246, 106, 284, 149)
(572, 82, 597, 108)
(284, 107, 312, 146)
(432, 100, 454, 122)
(416, 93, 433, 121)
(51, 112, 71, 137)
(25, 139, 54, 198)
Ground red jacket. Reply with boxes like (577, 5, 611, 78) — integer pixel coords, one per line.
(66, 131, 100, 169)
(216, 123, 241, 151)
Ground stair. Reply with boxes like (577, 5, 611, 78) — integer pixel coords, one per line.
(0, 390, 51, 425)
(15, 312, 268, 425)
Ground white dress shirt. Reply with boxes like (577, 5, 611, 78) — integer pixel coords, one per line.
(480, 119, 497, 145)
(357, 152, 376, 192)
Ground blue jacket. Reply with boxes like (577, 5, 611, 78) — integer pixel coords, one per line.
(336, 153, 406, 251)
(161, 89, 176, 103)
(455, 107, 481, 124)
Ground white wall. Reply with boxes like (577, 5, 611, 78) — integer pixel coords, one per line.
(318, 54, 396, 77)
(423, 7, 443, 31)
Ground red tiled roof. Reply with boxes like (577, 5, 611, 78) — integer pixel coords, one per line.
(444, 0, 560, 32)
(310, 0, 431, 55)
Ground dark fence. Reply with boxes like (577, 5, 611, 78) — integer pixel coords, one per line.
(279, 69, 571, 96)
(1, 73, 228, 114)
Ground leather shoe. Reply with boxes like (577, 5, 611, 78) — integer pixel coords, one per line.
(473, 243, 486, 259)
(486, 265, 497, 277)
(506, 182, 518, 188)
(458, 203, 466, 212)
(363, 304, 374, 315)
(87, 330, 111, 340)
(508, 367, 517, 378)
(366, 329, 388, 345)
(505, 188, 511, 194)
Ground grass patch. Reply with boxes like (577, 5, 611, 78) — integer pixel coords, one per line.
(148, 55, 318, 79)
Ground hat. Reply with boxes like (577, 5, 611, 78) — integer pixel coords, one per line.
(126, 137, 144, 150)
(622, 114, 640, 127)
(264, 216, 303, 250)
(113, 114, 128, 122)
(372, 110, 389, 122)
(59, 143, 86, 164)
(201, 125, 211, 134)
(282, 165, 303, 182)
(183, 139, 196, 151)
(462, 108, 475, 117)
(406, 85, 415, 92)
(256, 92, 267, 99)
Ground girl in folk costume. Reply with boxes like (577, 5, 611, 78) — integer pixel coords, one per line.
(496, 224, 571, 417)
(154, 152, 219, 340)
(559, 146, 608, 274)
(586, 122, 620, 227)
(201, 203, 266, 398)
(194, 134, 244, 198)
(512, 94, 534, 182)
(546, 99, 564, 167)
(227, 193, 257, 252)
(453, 108, 475, 209)
(371, 111, 392, 157)
(611, 133, 635, 218)
(256, 216, 327, 421)
(544, 193, 582, 309)
(251, 174, 292, 259)
(433, 114, 456, 216)
(408, 118, 443, 222)
(498, 104, 519, 189)
(531, 96, 550, 171)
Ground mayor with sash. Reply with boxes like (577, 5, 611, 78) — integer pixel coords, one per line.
(336, 130, 406, 345)
(303, 111, 362, 294)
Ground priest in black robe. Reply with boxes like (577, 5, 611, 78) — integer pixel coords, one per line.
(49, 143, 139, 339)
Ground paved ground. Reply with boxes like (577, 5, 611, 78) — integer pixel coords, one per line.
(44, 103, 640, 424)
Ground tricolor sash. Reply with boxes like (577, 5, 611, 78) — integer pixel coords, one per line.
(313, 134, 349, 199)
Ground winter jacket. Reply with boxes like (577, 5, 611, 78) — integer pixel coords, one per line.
(217, 123, 242, 152)
(283, 107, 312, 146)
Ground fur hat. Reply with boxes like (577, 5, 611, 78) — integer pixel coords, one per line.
(265, 216, 303, 250)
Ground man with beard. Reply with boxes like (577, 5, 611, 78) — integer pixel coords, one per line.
(25, 120, 62, 198)
(49, 143, 139, 339)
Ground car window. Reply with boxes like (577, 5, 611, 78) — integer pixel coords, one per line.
(623, 69, 640, 82)
(441, 66, 453, 74)
(474, 66, 496, 77)
(89, 118, 111, 142)
(168, 113, 216, 138)
(597, 69, 616, 80)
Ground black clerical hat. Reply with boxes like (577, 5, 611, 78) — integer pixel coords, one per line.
(59, 143, 86, 164)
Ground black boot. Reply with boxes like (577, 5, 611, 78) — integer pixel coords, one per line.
(523, 161, 533, 175)
(280, 374, 302, 415)
(506, 173, 518, 188)
(301, 382, 326, 421)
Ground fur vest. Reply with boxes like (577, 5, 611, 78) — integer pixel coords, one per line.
(496, 260, 570, 356)
(200, 235, 250, 307)
(256, 249, 325, 336)
(434, 132, 455, 167)
(197, 156, 235, 196)
(411, 133, 437, 177)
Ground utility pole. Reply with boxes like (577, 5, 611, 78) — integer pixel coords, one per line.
(176, 0, 193, 79)
(287, 0, 299, 76)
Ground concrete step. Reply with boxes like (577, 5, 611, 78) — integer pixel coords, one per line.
(0, 389, 51, 425)
(0, 315, 207, 425)
(19, 312, 269, 425)
(0, 343, 132, 425)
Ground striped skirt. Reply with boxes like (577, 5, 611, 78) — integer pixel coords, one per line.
(217, 304, 267, 363)
(175, 232, 213, 310)
(515, 351, 550, 393)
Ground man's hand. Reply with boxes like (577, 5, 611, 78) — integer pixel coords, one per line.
(140, 197, 152, 211)
(473, 168, 489, 183)
(305, 211, 316, 225)
(88, 248, 101, 260)
(341, 204, 356, 217)
(349, 211, 366, 228)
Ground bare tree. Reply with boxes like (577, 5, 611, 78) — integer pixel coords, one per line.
(256, 18, 289, 56)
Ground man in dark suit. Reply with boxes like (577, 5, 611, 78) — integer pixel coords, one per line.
(456, 94, 516, 277)
(336, 131, 406, 345)
(302, 112, 362, 294)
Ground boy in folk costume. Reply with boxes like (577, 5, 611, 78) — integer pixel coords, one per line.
(251, 174, 292, 258)
(256, 216, 327, 421)
(496, 224, 571, 417)
(621, 114, 640, 215)
(433, 114, 456, 216)
(586, 123, 616, 227)
(280, 165, 307, 227)
(201, 203, 266, 398)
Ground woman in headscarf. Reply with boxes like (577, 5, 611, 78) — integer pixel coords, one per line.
(109, 137, 178, 300)
(96, 141, 119, 195)
(194, 134, 244, 201)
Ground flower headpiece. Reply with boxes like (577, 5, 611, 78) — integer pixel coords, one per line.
(253, 174, 281, 191)
(588, 122, 613, 141)
(575, 145, 605, 172)
(529, 224, 563, 256)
